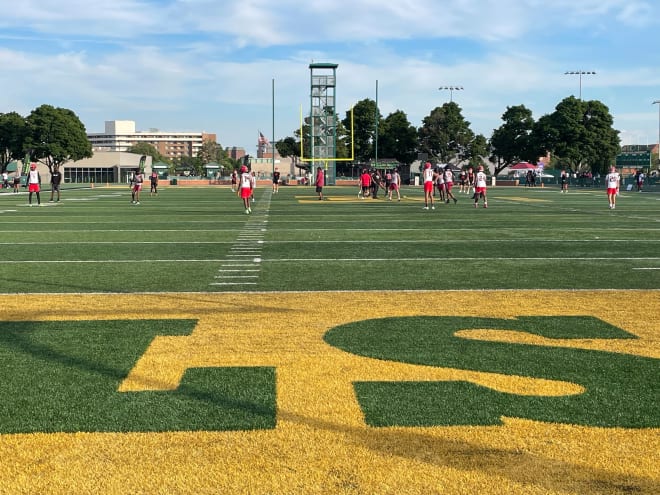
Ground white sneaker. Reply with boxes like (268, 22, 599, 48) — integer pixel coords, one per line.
(423, 206, 429, 210)
(431, 205, 435, 210)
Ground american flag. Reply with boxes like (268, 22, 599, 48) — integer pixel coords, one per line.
(258, 132, 270, 146)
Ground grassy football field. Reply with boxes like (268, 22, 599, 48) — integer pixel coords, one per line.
(0, 183, 658, 494)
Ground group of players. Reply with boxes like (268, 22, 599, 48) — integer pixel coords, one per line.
(358, 168, 402, 201)
(421, 162, 488, 210)
(229, 162, 621, 213)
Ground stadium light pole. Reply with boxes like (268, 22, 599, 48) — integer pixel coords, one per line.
(653, 100, 660, 162)
(439, 86, 463, 103)
(564, 71, 596, 100)
(272, 78, 275, 177)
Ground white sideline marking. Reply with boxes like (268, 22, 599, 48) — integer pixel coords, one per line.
(3, 256, 658, 264)
(209, 282, 258, 286)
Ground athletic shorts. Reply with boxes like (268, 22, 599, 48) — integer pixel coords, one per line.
(607, 187, 617, 195)
(475, 186, 486, 194)
(316, 185, 323, 193)
(445, 182, 453, 192)
(424, 181, 433, 193)
(28, 184, 40, 193)
(240, 187, 251, 199)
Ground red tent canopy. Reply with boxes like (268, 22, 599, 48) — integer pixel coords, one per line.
(510, 162, 537, 170)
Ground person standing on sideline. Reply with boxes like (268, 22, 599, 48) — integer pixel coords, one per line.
(149, 171, 159, 196)
(359, 168, 371, 198)
(272, 167, 281, 193)
(560, 169, 569, 193)
(370, 169, 384, 199)
(458, 169, 467, 194)
(131, 168, 144, 204)
(636, 170, 645, 192)
(13, 173, 20, 193)
(315, 166, 325, 200)
(422, 162, 435, 210)
(466, 166, 475, 195)
(2, 170, 8, 189)
(27, 163, 41, 206)
(434, 165, 446, 203)
(473, 165, 488, 208)
(249, 171, 257, 203)
(605, 166, 620, 209)
(444, 166, 458, 204)
(49, 166, 62, 202)
(388, 168, 401, 201)
(237, 165, 252, 214)
(231, 169, 238, 192)
(384, 170, 392, 194)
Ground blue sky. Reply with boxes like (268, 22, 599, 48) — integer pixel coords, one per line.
(1, 0, 659, 155)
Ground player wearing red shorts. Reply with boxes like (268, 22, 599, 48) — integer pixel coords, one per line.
(27, 163, 41, 206)
(237, 165, 252, 214)
(422, 162, 435, 210)
(444, 166, 458, 204)
(605, 166, 620, 209)
(388, 168, 401, 201)
(473, 165, 488, 208)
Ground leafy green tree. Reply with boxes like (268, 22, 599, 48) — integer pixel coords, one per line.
(276, 136, 299, 163)
(0, 112, 27, 171)
(490, 105, 539, 175)
(418, 102, 474, 163)
(172, 155, 203, 175)
(197, 140, 226, 164)
(127, 142, 167, 164)
(278, 132, 311, 174)
(343, 99, 380, 162)
(24, 105, 92, 172)
(533, 97, 620, 174)
(377, 110, 417, 165)
(465, 134, 489, 168)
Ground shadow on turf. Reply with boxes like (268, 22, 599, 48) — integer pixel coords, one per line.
(277, 409, 655, 494)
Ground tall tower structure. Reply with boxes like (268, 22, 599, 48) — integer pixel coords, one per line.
(309, 62, 338, 185)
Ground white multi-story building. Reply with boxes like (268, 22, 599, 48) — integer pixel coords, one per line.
(87, 121, 216, 159)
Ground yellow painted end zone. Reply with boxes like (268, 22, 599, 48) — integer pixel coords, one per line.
(0, 290, 658, 494)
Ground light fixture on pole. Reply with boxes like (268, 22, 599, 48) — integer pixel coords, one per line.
(653, 100, 660, 162)
(564, 71, 596, 100)
(439, 86, 463, 103)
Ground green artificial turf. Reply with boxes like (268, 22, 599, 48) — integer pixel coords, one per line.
(0, 319, 276, 433)
(325, 316, 659, 428)
(0, 184, 658, 292)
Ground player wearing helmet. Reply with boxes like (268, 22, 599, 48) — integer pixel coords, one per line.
(238, 165, 252, 213)
(473, 165, 488, 208)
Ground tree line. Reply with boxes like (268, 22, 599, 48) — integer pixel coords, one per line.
(276, 95, 622, 175)
(0, 105, 240, 176)
(0, 104, 93, 174)
(1, 96, 625, 177)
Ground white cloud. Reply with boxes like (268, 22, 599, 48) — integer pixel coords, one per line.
(0, 0, 658, 150)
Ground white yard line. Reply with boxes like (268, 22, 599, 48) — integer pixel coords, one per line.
(209, 190, 271, 286)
